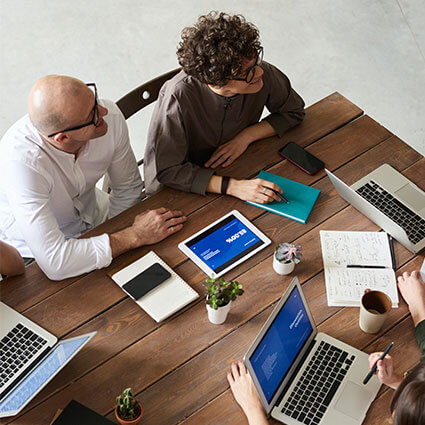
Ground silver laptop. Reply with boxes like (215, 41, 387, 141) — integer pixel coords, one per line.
(0, 302, 95, 417)
(325, 164, 425, 253)
(244, 278, 380, 425)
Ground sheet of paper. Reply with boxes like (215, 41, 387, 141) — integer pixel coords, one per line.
(320, 231, 392, 268)
(421, 258, 425, 282)
(324, 267, 398, 307)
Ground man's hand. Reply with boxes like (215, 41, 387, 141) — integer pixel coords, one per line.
(367, 353, 402, 389)
(227, 178, 283, 203)
(110, 208, 186, 257)
(205, 137, 251, 169)
(397, 270, 425, 326)
(131, 208, 186, 245)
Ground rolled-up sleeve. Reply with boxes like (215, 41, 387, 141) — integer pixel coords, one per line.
(5, 161, 112, 280)
(150, 94, 214, 195)
(262, 63, 305, 137)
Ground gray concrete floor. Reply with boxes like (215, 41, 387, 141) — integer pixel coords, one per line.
(1, 0, 424, 163)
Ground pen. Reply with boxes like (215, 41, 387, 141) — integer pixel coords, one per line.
(389, 235, 396, 271)
(363, 342, 393, 385)
(270, 188, 289, 203)
(347, 265, 386, 269)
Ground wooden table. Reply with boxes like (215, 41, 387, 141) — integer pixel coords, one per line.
(1, 92, 424, 425)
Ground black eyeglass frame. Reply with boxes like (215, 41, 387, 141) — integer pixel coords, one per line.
(233, 47, 264, 83)
(47, 83, 100, 138)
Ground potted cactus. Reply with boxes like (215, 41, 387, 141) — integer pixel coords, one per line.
(205, 276, 244, 324)
(273, 242, 302, 275)
(115, 388, 142, 425)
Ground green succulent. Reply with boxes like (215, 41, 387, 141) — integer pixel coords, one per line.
(204, 276, 244, 310)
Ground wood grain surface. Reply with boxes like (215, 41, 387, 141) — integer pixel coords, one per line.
(2, 93, 423, 425)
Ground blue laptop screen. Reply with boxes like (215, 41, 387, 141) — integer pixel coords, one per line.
(186, 215, 263, 273)
(0, 335, 90, 415)
(250, 286, 313, 403)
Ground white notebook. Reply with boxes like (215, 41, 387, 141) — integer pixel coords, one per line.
(111, 251, 199, 322)
(320, 231, 399, 307)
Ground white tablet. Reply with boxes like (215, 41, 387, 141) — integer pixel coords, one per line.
(178, 210, 271, 278)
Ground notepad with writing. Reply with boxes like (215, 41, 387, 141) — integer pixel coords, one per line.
(320, 231, 398, 307)
(246, 170, 320, 223)
(111, 251, 199, 322)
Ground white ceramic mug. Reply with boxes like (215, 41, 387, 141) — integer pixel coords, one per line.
(359, 289, 392, 334)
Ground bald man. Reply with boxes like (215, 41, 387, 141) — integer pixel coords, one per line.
(0, 75, 186, 280)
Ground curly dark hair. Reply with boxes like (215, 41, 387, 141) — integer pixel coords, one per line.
(176, 11, 262, 86)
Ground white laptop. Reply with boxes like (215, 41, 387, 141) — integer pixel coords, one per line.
(0, 302, 95, 417)
(325, 164, 425, 253)
(244, 278, 380, 425)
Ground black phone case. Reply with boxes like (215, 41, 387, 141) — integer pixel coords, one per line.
(122, 263, 171, 300)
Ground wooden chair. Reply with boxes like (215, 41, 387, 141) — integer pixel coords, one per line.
(103, 67, 181, 193)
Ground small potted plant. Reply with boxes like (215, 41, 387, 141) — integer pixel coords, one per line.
(115, 388, 143, 425)
(273, 242, 302, 275)
(205, 276, 244, 324)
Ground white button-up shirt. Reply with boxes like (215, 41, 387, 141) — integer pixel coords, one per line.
(0, 100, 143, 280)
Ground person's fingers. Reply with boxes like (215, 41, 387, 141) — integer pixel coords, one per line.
(167, 223, 183, 234)
(238, 360, 248, 375)
(260, 187, 281, 202)
(412, 270, 420, 279)
(403, 271, 410, 279)
(153, 207, 168, 215)
(368, 353, 382, 369)
(377, 360, 387, 379)
(163, 210, 186, 220)
(221, 156, 235, 168)
(227, 371, 235, 384)
(231, 362, 240, 378)
(166, 217, 187, 227)
(258, 180, 282, 194)
(255, 193, 275, 204)
(205, 148, 228, 168)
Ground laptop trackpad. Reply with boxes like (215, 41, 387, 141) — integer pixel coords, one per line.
(395, 184, 425, 211)
(334, 381, 371, 420)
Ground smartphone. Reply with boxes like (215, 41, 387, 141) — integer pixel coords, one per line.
(278, 142, 324, 175)
(122, 263, 171, 300)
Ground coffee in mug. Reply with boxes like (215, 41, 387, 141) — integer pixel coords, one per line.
(359, 289, 392, 334)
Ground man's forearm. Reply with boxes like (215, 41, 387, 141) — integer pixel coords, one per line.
(109, 226, 138, 258)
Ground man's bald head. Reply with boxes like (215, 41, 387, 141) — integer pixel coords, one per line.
(28, 75, 88, 136)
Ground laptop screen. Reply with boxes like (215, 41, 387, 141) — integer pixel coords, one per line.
(0, 335, 91, 415)
(249, 285, 313, 403)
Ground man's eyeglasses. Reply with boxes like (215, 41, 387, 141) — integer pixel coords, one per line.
(47, 83, 100, 138)
(233, 47, 264, 84)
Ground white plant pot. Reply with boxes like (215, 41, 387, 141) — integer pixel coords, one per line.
(273, 257, 295, 275)
(206, 301, 232, 325)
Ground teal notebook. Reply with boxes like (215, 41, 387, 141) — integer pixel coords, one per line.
(246, 170, 320, 224)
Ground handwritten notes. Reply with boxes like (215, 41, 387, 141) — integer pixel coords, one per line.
(320, 231, 393, 268)
(320, 231, 398, 307)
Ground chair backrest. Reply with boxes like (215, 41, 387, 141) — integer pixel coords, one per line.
(116, 67, 181, 119)
(103, 67, 181, 194)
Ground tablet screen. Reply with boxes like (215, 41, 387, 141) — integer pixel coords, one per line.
(185, 214, 264, 274)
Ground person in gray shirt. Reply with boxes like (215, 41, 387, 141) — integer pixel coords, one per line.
(144, 11, 305, 204)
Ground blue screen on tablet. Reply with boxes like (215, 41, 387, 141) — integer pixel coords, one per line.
(186, 214, 264, 273)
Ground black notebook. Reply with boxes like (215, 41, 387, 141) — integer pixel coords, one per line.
(51, 400, 114, 425)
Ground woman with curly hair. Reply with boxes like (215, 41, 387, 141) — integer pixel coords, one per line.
(144, 11, 305, 202)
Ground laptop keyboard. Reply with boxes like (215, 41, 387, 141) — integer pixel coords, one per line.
(281, 341, 355, 425)
(0, 323, 48, 389)
(356, 180, 425, 244)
